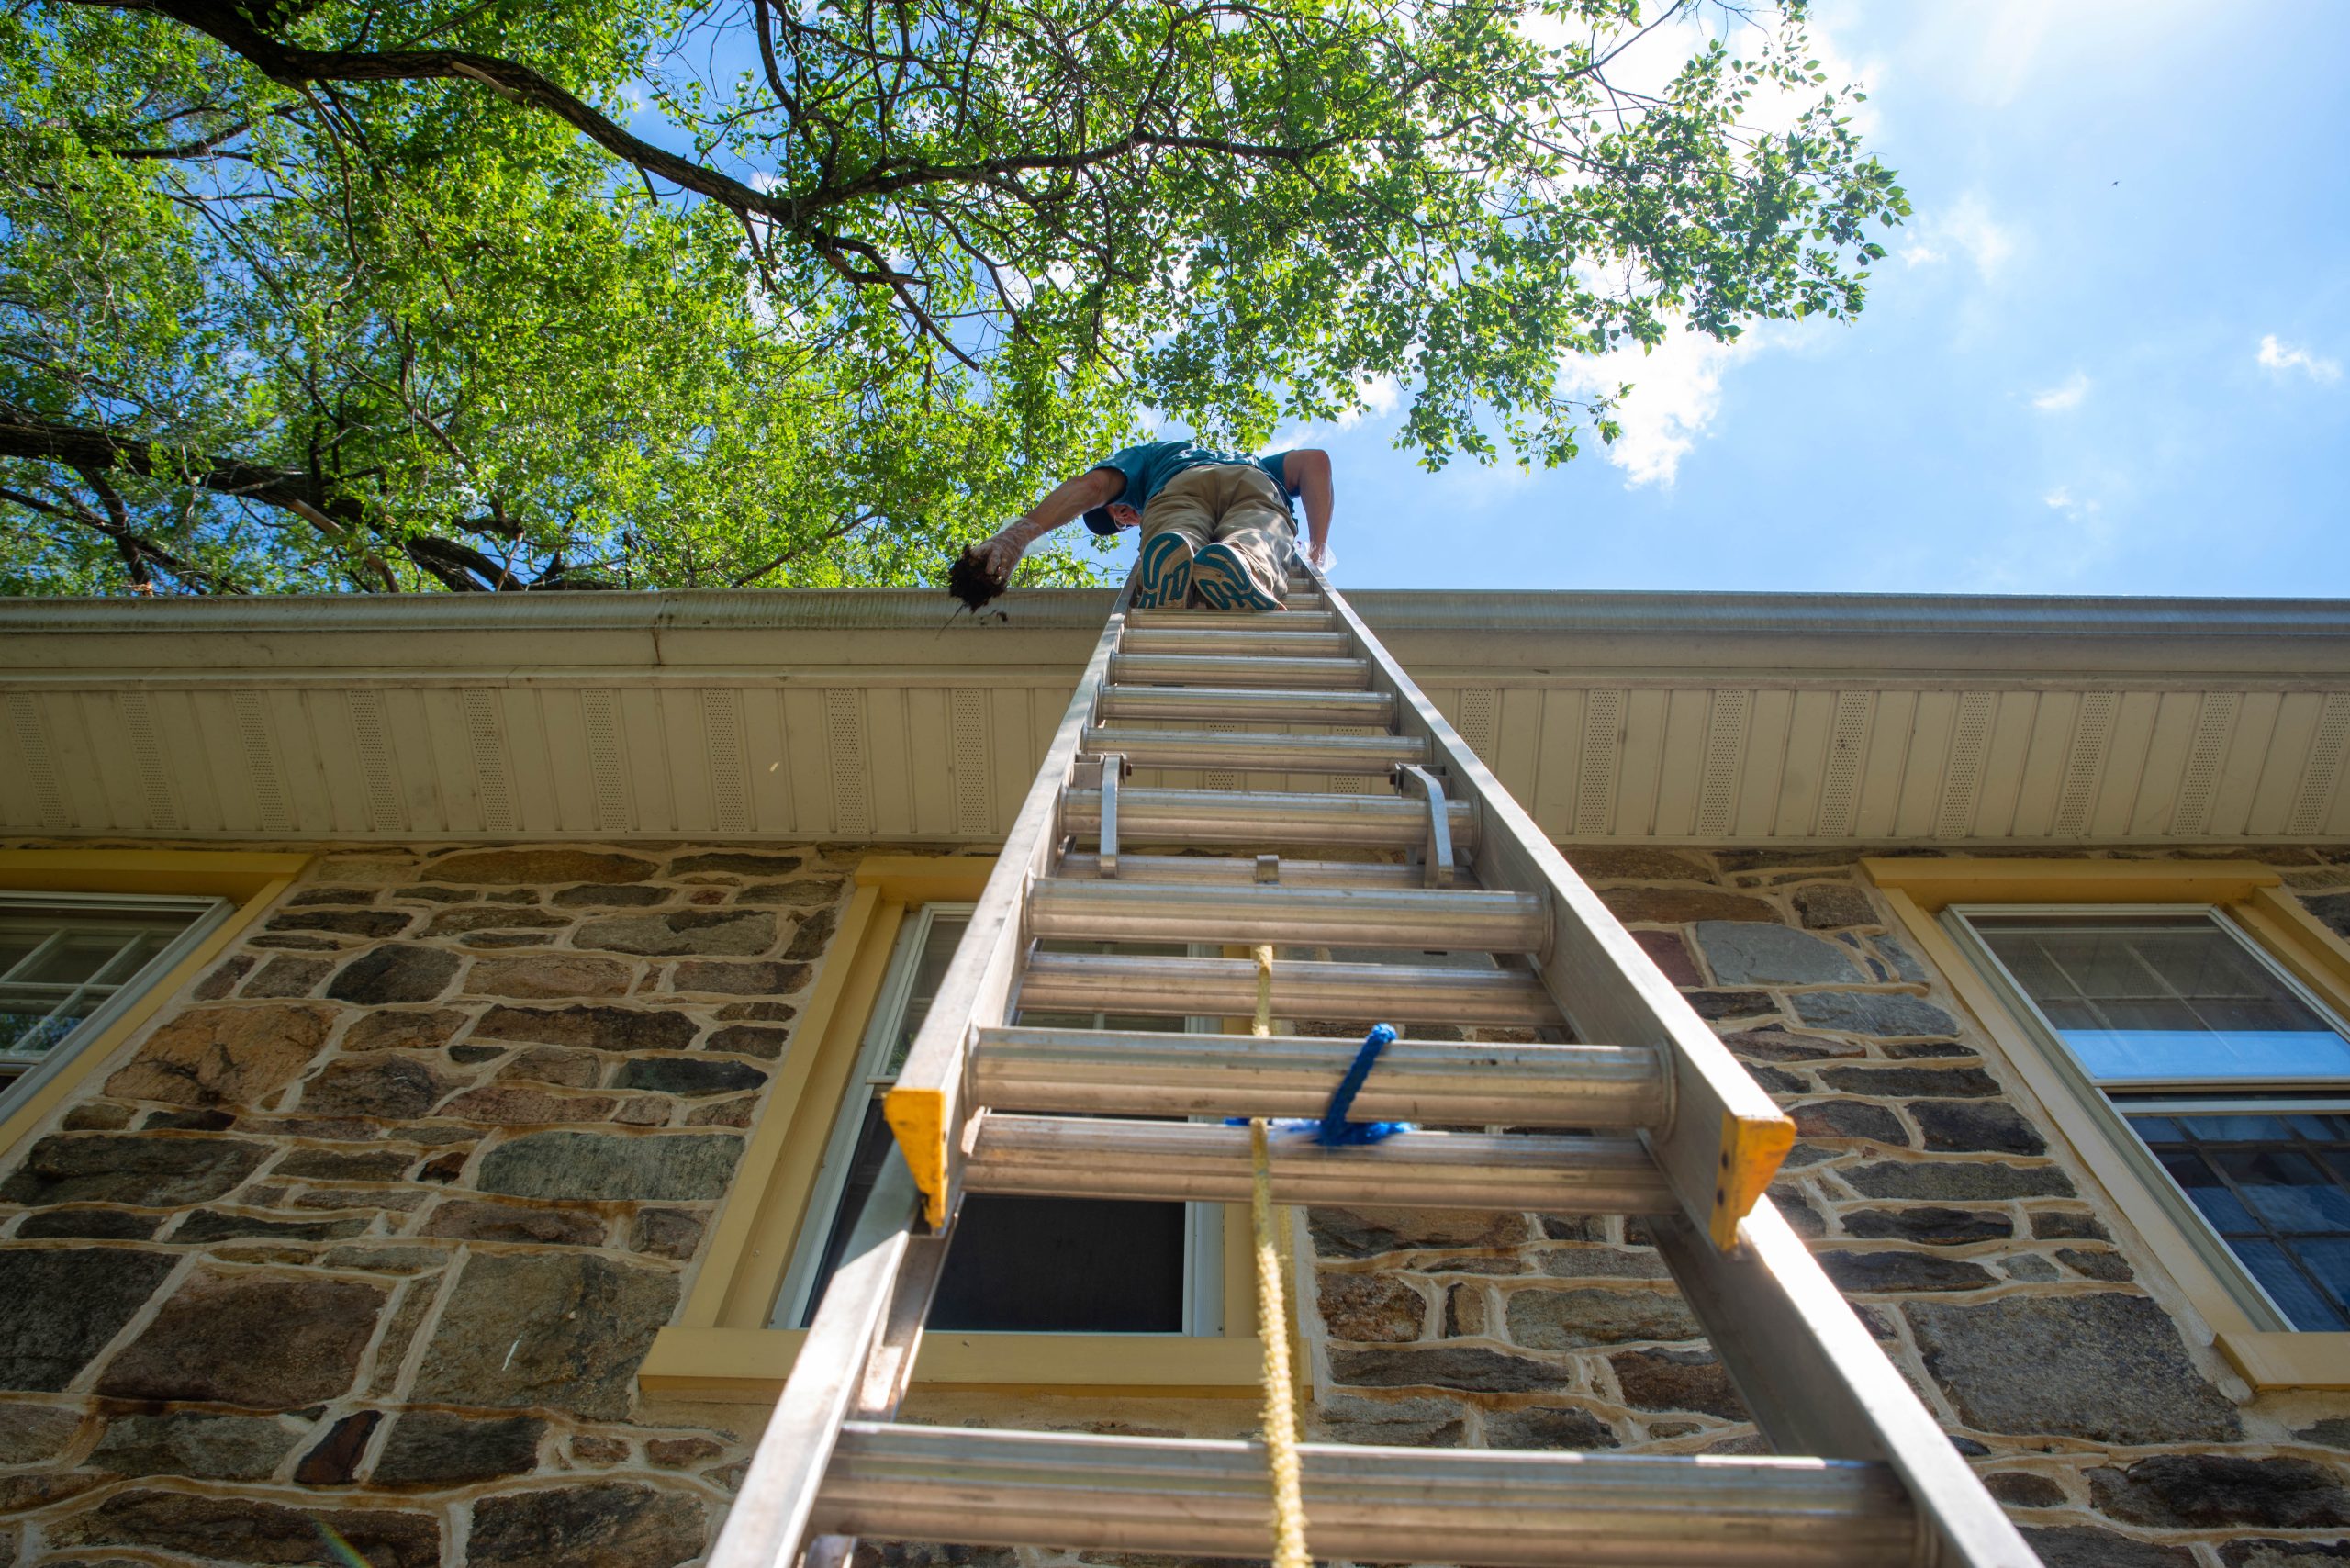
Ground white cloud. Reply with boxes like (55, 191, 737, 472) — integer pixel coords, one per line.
(2043, 485, 2099, 519)
(2257, 334, 2343, 385)
(1917, 193, 2016, 282)
(1559, 326, 1762, 488)
(2031, 372, 2090, 412)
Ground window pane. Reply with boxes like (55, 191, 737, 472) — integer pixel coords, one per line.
(928, 1196, 1187, 1332)
(880, 914, 969, 1076)
(0, 908, 199, 1065)
(2128, 1107, 2350, 1329)
(1974, 913, 2350, 1082)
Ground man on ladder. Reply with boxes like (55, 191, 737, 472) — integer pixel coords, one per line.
(971, 440, 1335, 610)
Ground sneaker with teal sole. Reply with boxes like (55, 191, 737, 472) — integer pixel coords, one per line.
(1133, 531, 1193, 610)
(1188, 543, 1285, 611)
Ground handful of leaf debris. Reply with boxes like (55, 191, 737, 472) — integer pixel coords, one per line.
(947, 544, 1007, 612)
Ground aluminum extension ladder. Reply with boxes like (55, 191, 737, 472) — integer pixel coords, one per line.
(710, 559, 2042, 1568)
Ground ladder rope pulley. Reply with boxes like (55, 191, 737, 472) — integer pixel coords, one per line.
(716, 554, 2044, 1568)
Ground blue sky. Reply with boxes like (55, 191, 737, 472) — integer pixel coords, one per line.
(1091, 0, 2350, 598)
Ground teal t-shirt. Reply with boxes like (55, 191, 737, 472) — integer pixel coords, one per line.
(1086, 441, 1297, 533)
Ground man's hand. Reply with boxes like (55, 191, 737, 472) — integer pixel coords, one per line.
(972, 527, 1029, 585)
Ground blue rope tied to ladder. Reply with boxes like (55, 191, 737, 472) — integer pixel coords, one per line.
(1231, 1022, 1413, 1146)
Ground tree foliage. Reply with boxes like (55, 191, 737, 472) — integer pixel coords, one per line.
(0, 0, 1905, 594)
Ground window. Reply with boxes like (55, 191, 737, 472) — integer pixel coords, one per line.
(0, 892, 231, 1121)
(773, 905, 1223, 1335)
(1951, 905, 2350, 1332)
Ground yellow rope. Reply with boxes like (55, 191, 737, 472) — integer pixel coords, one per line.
(1251, 942, 1275, 1038)
(1248, 944, 1310, 1431)
(1250, 1116, 1311, 1568)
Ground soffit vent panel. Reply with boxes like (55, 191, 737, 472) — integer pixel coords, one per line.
(460, 689, 516, 835)
(1574, 689, 1623, 837)
(2053, 691, 2119, 839)
(6, 692, 72, 832)
(2288, 692, 2350, 837)
(345, 689, 408, 834)
(230, 689, 292, 834)
(118, 690, 182, 834)
(1815, 691, 1873, 838)
(1695, 690, 1750, 840)
(2172, 693, 2241, 837)
(826, 689, 872, 837)
(704, 689, 752, 836)
(950, 689, 992, 835)
(1935, 690, 1996, 841)
(581, 689, 634, 834)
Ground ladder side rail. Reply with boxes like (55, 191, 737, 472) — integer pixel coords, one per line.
(884, 578, 1136, 1228)
(707, 1148, 928, 1568)
(1302, 557, 1791, 1249)
(1655, 1204, 2042, 1567)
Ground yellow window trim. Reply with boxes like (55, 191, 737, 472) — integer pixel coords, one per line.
(643, 854, 1274, 1401)
(0, 848, 310, 1155)
(1863, 855, 2350, 1391)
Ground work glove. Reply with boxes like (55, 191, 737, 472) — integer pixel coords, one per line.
(970, 528, 1027, 585)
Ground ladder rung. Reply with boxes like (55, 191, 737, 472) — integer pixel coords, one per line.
(1083, 726, 1424, 774)
(1120, 627, 1355, 658)
(1018, 950, 1557, 1025)
(1054, 853, 1440, 888)
(966, 1114, 1673, 1212)
(973, 1027, 1665, 1126)
(1110, 654, 1371, 689)
(1125, 608, 1338, 632)
(1063, 786, 1479, 851)
(818, 1425, 1919, 1568)
(1028, 878, 1546, 951)
(1096, 684, 1395, 724)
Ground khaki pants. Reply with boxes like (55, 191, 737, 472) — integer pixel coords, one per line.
(1141, 464, 1293, 597)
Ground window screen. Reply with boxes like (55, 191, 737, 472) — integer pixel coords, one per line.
(1964, 909, 2350, 1330)
(784, 912, 1199, 1333)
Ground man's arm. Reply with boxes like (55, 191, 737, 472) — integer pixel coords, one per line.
(1282, 448, 1334, 565)
(973, 466, 1125, 583)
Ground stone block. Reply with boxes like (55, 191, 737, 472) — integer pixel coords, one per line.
(1789, 1100, 1907, 1144)
(1534, 1247, 1670, 1281)
(1983, 1471, 2066, 1508)
(736, 878, 846, 906)
(1505, 1287, 1700, 1350)
(274, 1148, 417, 1182)
(2090, 1454, 2350, 1529)
(1873, 935, 1929, 982)
(372, 1411, 547, 1486)
(15, 1206, 162, 1240)
(429, 848, 657, 884)
(0, 1249, 177, 1391)
(344, 1008, 468, 1052)
(1791, 993, 1961, 1038)
(95, 1267, 387, 1408)
(436, 1084, 621, 1124)
(1840, 1207, 2013, 1246)
(1684, 990, 1776, 1021)
(1316, 1272, 1427, 1342)
(410, 1251, 681, 1420)
(1694, 922, 1866, 984)
(1911, 1100, 2047, 1155)
(294, 1409, 383, 1485)
(1314, 1392, 1466, 1446)
(1327, 1345, 1574, 1394)
(2003, 1254, 2060, 1282)
(422, 1198, 607, 1246)
(2059, 1248, 2135, 1282)
(302, 1054, 455, 1119)
(615, 1057, 768, 1097)
(1715, 1025, 1863, 1062)
(553, 883, 670, 907)
(196, 954, 255, 999)
(474, 1003, 699, 1053)
(424, 906, 573, 937)
(105, 1003, 336, 1109)
(170, 1209, 369, 1243)
(1631, 930, 1701, 986)
(0, 1404, 80, 1463)
(468, 954, 635, 999)
(2222, 1542, 2350, 1565)
(1483, 1404, 1620, 1450)
(326, 944, 464, 1005)
(0, 1131, 269, 1206)
(673, 850, 807, 876)
(703, 1024, 793, 1059)
(1307, 1207, 1531, 1259)
(244, 955, 332, 998)
(468, 1481, 705, 1568)
(1610, 1348, 1749, 1420)
(268, 908, 413, 938)
(1793, 883, 1878, 929)
(577, 909, 778, 957)
(1817, 1065, 1998, 1098)
(2306, 892, 2350, 941)
(1905, 1293, 2241, 1444)
(669, 958, 812, 994)
(497, 1045, 606, 1086)
(2029, 1209, 2109, 1242)
(647, 1436, 724, 1467)
(1817, 1249, 1998, 1294)
(1841, 1161, 2074, 1201)
(1600, 887, 1781, 924)
(48, 1488, 439, 1568)
(631, 1208, 706, 1260)
(477, 1130, 739, 1201)
(2021, 1525, 2194, 1568)
(1564, 846, 1718, 882)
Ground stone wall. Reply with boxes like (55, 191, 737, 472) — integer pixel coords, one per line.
(1303, 845, 2350, 1568)
(0, 842, 888, 1568)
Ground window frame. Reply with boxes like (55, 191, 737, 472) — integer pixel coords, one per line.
(642, 856, 1283, 1403)
(0, 850, 310, 1156)
(1943, 901, 2350, 1333)
(1865, 855, 2350, 1391)
(770, 901, 1227, 1334)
